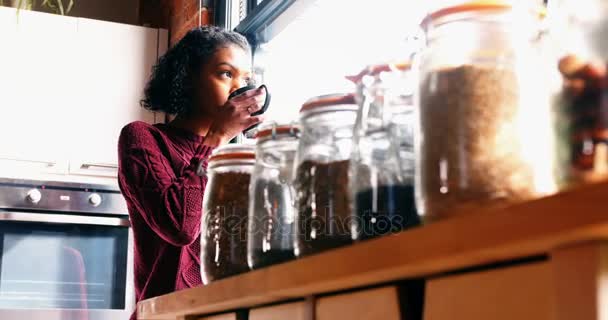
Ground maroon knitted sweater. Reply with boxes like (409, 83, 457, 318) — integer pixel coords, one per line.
(117, 121, 214, 319)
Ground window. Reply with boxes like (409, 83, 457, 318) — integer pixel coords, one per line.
(222, 0, 550, 124)
(229, 0, 426, 123)
(217, 0, 271, 30)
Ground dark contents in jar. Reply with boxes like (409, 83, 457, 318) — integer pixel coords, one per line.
(202, 171, 250, 283)
(419, 65, 536, 220)
(557, 55, 608, 181)
(249, 250, 295, 269)
(354, 185, 419, 240)
(295, 160, 352, 256)
(248, 178, 295, 269)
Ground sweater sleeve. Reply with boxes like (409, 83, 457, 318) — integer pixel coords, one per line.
(118, 122, 214, 247)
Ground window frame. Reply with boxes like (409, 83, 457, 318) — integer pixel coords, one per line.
(215, 0, 298, 46)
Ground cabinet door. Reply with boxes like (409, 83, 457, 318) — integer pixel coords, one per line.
(0, 8, 76, 175)
(249, 300, 313, 320)
(424, 262, 555, 320)
(197, 313, 239, 320)
(316, 287, 403, 320)
(70, 18, 159, 176)
(0, 7, 19, 165)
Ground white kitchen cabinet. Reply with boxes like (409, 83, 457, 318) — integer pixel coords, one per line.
(0, 8, 77, 176)
(0, 7, 167, 181)
(0, 6, 17, 31)
(0, 7, 19, 164)
(69, 18, 165, 177)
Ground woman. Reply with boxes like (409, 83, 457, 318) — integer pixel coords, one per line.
(117, 26, 265, 318)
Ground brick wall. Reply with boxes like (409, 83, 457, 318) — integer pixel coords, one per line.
(168, 0, 213, 45)
(139, 0, 214, 46)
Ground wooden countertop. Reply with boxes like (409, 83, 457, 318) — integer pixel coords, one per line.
(138, 181, 608, 320)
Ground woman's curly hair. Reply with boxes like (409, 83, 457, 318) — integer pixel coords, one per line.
(141, 26, 250, 116)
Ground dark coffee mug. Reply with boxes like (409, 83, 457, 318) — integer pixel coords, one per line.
(228, 84, 271, 135)
(228, 84, 271, 116)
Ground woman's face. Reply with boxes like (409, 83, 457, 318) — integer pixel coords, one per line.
(195, 45, 252, 117)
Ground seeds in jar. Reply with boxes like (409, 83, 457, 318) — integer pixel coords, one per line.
(248, 178, 296, 269)
(294, 160, 352, 256)
(419, 65, 537, 220)
(249, 249, 294, 269)
(201, 171, 250, 283)
(354, 185, 419, 240)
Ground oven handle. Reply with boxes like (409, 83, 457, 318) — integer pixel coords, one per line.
(0, 211, 130, 227)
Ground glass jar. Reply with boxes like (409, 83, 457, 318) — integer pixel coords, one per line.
(201, 144, 254, 284)
(247, 122, 299, 269)
(548, 0, 608, 185)
(349, 63, 420, 240)
(416, 1, 557, 221)
(349, 63, 417, 168)
(293, 93, 358, 257)
(386, 63, 418, 174)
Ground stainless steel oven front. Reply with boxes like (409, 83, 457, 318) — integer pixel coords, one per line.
(0, 178, 134, 320)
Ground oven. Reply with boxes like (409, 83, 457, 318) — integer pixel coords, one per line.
(0, 178, 134, 320)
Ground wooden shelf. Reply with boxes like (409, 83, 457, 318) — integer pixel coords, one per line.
(138, 181, 608, 320)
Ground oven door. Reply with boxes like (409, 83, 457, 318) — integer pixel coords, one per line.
(0, 210, 134, 320)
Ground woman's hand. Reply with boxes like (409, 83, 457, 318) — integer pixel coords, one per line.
(204, 87, 266, 146)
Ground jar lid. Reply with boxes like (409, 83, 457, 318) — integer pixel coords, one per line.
(346, 62, 412, 84)
(422, 1, 545, 29)
(370, 62, 411, 75)
(208, 144, 255, 162)
(422, 1, 512, 28)
(299, 93, 357, 113)
(254, 122, 300, 140)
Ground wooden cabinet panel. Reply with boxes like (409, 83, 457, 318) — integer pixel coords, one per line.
(551, 242, 608, 320)
(316, 286, 402, 320)
(424, 261, 555, 320)
(249, 300, 312, 320)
